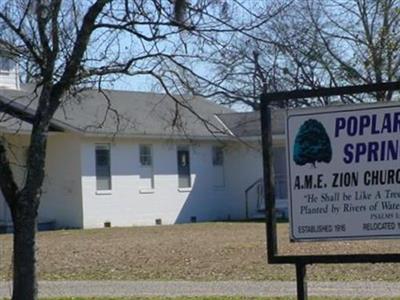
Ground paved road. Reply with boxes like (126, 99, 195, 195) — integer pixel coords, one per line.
(2, 281, 400, 298)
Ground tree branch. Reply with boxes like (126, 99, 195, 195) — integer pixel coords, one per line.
(0, 138, 19, 205)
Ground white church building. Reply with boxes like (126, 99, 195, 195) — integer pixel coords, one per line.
(0, 52, 288, 230)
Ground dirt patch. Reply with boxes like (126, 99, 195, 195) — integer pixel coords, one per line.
(1, 222, 400, 281)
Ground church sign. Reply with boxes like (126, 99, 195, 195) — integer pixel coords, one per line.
(287, 102, 400, 241)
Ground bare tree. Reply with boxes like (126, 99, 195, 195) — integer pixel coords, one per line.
(143, 0, 293, 111)
(210, 0, 400, 109)
(0, 1, 258, 299)
(292, 0, 400, 103)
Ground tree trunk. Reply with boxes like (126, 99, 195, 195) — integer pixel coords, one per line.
(11, 206, 38, 300)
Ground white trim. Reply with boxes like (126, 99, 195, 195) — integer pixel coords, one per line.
(95, 143, 112, 191)
(139, 188, 155, 194)
(177, 145, 192, 189)
(214, 114, 235, 136)
(81, 132, 234, 141)
(95, 190, 112, 195)
(139, 144, 153, 167)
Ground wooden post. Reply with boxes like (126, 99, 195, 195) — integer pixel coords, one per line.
(260, 93, 278, 261)
(296, 263, 308, 300)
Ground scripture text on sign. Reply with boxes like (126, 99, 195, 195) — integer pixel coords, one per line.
(287, 103, 400, 241)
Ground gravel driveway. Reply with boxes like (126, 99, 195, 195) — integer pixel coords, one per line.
(1, 281, 400, 298)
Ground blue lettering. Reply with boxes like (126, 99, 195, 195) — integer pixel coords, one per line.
(387, 140, 399, 160)
(335, 117, 346, 137)
(380, 140, 386, 161)
(343, 144, 354, 164)
(367, 142, 379, 161)
(347, 116, 358, 136)
(371, 115, 380, 134)
(359, 115, 370, 135)
(381, 113, 392, 133)
(355, 143, 367, 162)
(394, 112, 400, 133)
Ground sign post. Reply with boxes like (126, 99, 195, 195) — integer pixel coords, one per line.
(261, 81, 400, 300)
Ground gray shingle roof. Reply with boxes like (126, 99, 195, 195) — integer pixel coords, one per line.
(0, 85, 286, 139)
(0, 85, 235, 138)
(216, 110, 285, 137)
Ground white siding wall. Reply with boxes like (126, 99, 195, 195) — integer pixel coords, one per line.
(0, 133, 83, 228)
(0, 66, 20, 90)
(273, 144, 288, 200)
(0, 133, 287, 230)
(39, 133, 83, 228)
(224, 138, 288, 219)
(81, 138, 233, 228)
(223, 141, 264, 219)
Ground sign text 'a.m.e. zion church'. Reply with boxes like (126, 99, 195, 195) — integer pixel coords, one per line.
(286, 103, 400, 241)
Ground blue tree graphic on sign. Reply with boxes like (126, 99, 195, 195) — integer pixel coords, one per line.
(293, 119, 332, 167)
